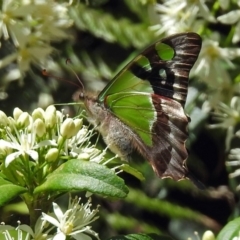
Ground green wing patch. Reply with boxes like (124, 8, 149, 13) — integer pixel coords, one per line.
(106, 92, 156, 146)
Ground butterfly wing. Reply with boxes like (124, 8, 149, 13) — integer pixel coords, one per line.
(105, 92, 188, 180)
(98, 32, 202, 180)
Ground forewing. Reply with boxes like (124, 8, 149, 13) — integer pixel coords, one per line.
(98, 32, 202, 107)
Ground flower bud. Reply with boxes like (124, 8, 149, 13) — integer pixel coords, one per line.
(60, 118, 75, 139)
(72, 118, 83, 136)
(45, 105, 56, 114)
(0, 144, 12, 160)
(202, 230, 215, 240)
(33, 119, 46, 137)
(15, 170, 26, 186)
(78, 152, 90, 161)
(0, 110, 9, 127)
(32, 108, 45, 121)
(57, 135, 65, 146)
(44, 105, 57, 129)
(7, 117, 16, 130)
(56, 110, 64, 123)
(13, 108, 23, 121)
(45, 148, 59, 162)
(17, 112, 30, 128)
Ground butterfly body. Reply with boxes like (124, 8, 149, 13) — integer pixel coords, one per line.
(82, 32, 202, 181)
(84, 95, 135, 158)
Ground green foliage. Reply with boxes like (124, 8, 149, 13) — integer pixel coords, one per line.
(34, 159, 129, 198)
(126, 188, 203, 221)
(70, 3, 155, 48)
(106, 213, 162, 235)
(216, 217, 240, 240)
(119, 164, 145, 181)
(0, 176, 26, 207)
(108, 233, 173, 240)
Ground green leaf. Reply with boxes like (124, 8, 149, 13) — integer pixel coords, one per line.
(119, 164, 145, 181)
(216, 217, 240, 240)
(0, 177, 27, 207)
(106, 212, 162, 234)
(107, 233, 174, 240)
(34, 160, 129, 198)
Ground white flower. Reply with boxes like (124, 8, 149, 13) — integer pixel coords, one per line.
(227, 146, 240, 191)
(17, 217, 53, 240)
(210, 96, 240, 128)
(192, 37, 240, 86)
(217, 2, 240, 43)
(68, 127, 95, 155)
(0, 219, 52, 240)
(0, 0, 72, 78)
(0, 0, 35, 45)
(150, 0, 215, 36)
(42, 196, 100, 240)
(218, 0, 230, 10)
(227, 148, 240, 166)
(209, 96, 240, 149)
(0, 127, 55, 167)
(0, 0, 72, 45)
(68, 126, 111, 164)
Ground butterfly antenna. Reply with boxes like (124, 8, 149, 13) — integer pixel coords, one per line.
(66, 58, 85, 93)
(42, 69, 80, 88)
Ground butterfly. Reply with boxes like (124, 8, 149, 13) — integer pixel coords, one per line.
(81, 32, 202, 183)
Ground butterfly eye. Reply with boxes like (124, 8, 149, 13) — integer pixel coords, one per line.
(79, 92, 84, 100)
(159, 68, 167, 79)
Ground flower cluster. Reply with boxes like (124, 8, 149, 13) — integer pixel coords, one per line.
(217, 1, 240, 43)
(209, 96, 240, 183)
(209, 96, 240, 130)
(0, 105, 106, 189)
(150, 0, 215, 36)
(192, 36, 240, 87)
(0, 0, 72, 80)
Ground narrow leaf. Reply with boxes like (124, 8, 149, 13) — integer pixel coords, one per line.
(120, 164, 145, 181)
(108, 233, 173, 240)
